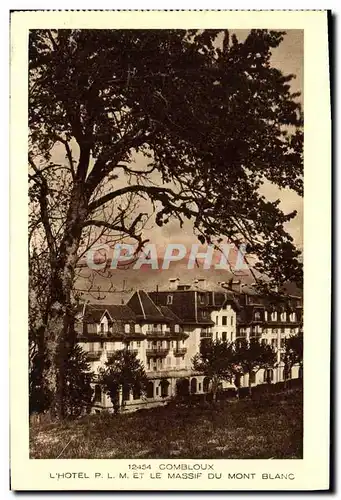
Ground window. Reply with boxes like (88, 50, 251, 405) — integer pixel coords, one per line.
(281, 312, 287, 322)
(136, 341, 141, 348)
(124, 323, 130, 334)
(160, 380, 170, 398)
(155, 386, 159, 396)
(100, 323, 105, 333)
(146, 382, 154, 399)
(249, 371, 256, 384)
(215, 316, 219, 326)
(222, 316, 227, 326)
(174, 324, 179, 333)
(290, 312, 297, 322)
(281, 328, 285, 333)
(133, 386, 141, 400)
(222, 332, 227, 342)
(231, 316, 234, 326)
(198, 293, 206, 304)
(167, 295, 173, 305)
(254, 311, 261, 321)
(122, 386, 130, 401)
(264, 369, 274, 383)
(264, 311, 268, 321)
(273, 328, 278, 334)
(202, 310, 208, 318)
(271, 339, 277, 349)
(94, 385, 102, 403)
(203, 377, 210, 392)
(271, 311, 277, 321)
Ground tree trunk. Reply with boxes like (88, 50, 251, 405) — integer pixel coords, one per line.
(248, 374, 252, 398)
(211, 377, 219, 404)
(42, 183, 88, 419)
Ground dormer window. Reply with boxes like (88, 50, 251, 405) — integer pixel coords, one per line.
(281, 312, 287, 322)
(100, 323, 105, 334)
(271, 311, 277, 321)
(167, 295, 173, 305)
(124, 323, 130, 334)
(289, 312, 297, 322)
(174, 324, 179, 333)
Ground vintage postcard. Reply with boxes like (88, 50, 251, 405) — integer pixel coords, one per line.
(10, 9, 331, 491)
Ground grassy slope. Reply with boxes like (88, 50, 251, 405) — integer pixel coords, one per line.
(30, 389, 303, 459)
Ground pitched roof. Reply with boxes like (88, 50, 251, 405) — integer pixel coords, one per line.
(105, 305, 136, 322)
(159, 306, 181, 323)
(127, 290, 169, 322)
(149, 290, 197, 323)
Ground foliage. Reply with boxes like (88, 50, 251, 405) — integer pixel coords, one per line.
(29, 29, 303, 285)
(29, 348, 53, 415)
(282, 331, 303, 381)
(192, 339, 235, 401)
(98, 349, 147, 413)
(232, 338, 277, 394)
(63, 344, 94, 417)
(28, 29, 303, 416)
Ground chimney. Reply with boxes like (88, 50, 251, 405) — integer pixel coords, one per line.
(196, 278, 207, 289)
(169, 278, 180, 290)
(229, 278, 242, 293)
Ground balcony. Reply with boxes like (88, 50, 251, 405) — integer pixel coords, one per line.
(173, 347, 187, 357)
(145, 329, 166, 338)
(86, 350, 102, 361)
(146, 348, 169, 357)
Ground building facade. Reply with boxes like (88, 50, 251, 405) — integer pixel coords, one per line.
(75, 280, 303, 412)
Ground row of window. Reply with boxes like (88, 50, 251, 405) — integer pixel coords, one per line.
(88, 339, 186, 352)
(215, 332, 232, 342)
(254, 311, 297, 322)
(239, 327, 298, 335)
(215, 315, 234, 327)
(147, 356, 185, 371)
(99, 322, 180, 334)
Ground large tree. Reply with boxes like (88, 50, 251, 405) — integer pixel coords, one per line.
(282, 331, 303, 387)
(29, 29, 303, 417)
(192, 339, 235, 402)
(232, 338, 277, 396)
(98, 349, 147, 413)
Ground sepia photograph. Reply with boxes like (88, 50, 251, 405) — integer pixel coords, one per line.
(28, 26, 304, 460)
(10, 9, 331, 491)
